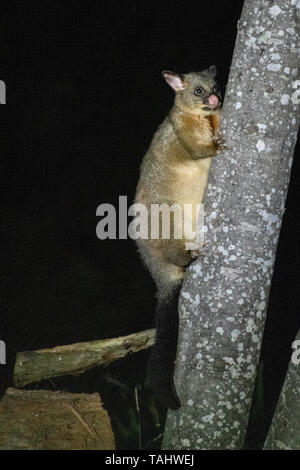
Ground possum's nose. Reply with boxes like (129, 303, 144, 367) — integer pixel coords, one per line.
(208, 95, 219, 108)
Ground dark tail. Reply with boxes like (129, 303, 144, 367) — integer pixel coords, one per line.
(0, 345, 16, 400)
(145, 282, 182, 409)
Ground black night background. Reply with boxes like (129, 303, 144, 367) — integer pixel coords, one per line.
(1, 0, 299, 449)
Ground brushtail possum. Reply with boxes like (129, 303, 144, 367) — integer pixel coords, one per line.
(135, 66, 224, 409)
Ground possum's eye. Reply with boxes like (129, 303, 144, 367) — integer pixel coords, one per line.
(194, 86, 204, 96)
(213, 85, 218, 93)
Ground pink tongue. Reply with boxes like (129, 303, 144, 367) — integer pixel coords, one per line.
(208, 95, 219, 108)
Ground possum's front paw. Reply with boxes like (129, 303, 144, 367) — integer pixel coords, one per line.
(191, 249, 204, 259)
(145, 373, 181, 410)
(191, 241, 207, 259)
(213, 134, 228, 152)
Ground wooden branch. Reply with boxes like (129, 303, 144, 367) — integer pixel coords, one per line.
(14, 329, 155, 388)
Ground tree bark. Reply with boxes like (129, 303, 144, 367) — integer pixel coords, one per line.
(163, 0, 300, 450)
(264, 329, 300, 450)
(13, 329, 155, 388)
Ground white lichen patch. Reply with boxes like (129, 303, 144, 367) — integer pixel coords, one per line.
(202, 414, 214, 424)
(192, 263, 203, 276)
(267, 63, 281, 72)
(231, 329, 241, 342)
(245, 36, 258, 49)
(240, 222, 261, 233)
(181, 438, 191, 447)
(246, 318, 256, 333)
(269, 5, 282, 16)
(287, 28, 295, 36)
(258, 301, 266, 310)
(252, 334, 259, 343)
(257, 209, 279, 226)
(226, 317, 234, 322)
(270, 52, 281, 61)
(281, 94, 290, 105)
(235, 102, 242, 110)
(256, 139, 265, 152)
(257, 123, 267, 131)
(181, 291, 191, 300)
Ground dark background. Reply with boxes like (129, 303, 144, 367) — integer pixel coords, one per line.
(1, 0, 299, 449)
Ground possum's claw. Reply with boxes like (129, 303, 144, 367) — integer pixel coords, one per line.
(190, 241, 208, 259)
(191, 249, 204, 259)
(213, 133, 228, 152)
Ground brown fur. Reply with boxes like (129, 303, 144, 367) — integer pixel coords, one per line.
(135, 68, 222, 296)
(136, 67, 223, 408)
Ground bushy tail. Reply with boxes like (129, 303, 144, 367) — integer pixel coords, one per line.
(145, 281, 182, 409)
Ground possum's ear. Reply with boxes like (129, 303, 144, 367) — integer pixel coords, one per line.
(162, 71, 185, 91)
(208, 65, 217, 78)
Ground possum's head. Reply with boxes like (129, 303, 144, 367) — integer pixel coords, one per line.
(162, 66, 222, 115)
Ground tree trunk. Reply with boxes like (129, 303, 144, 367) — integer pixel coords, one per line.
(163, 0, 300, 450)
(264, 329, 300, 450)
